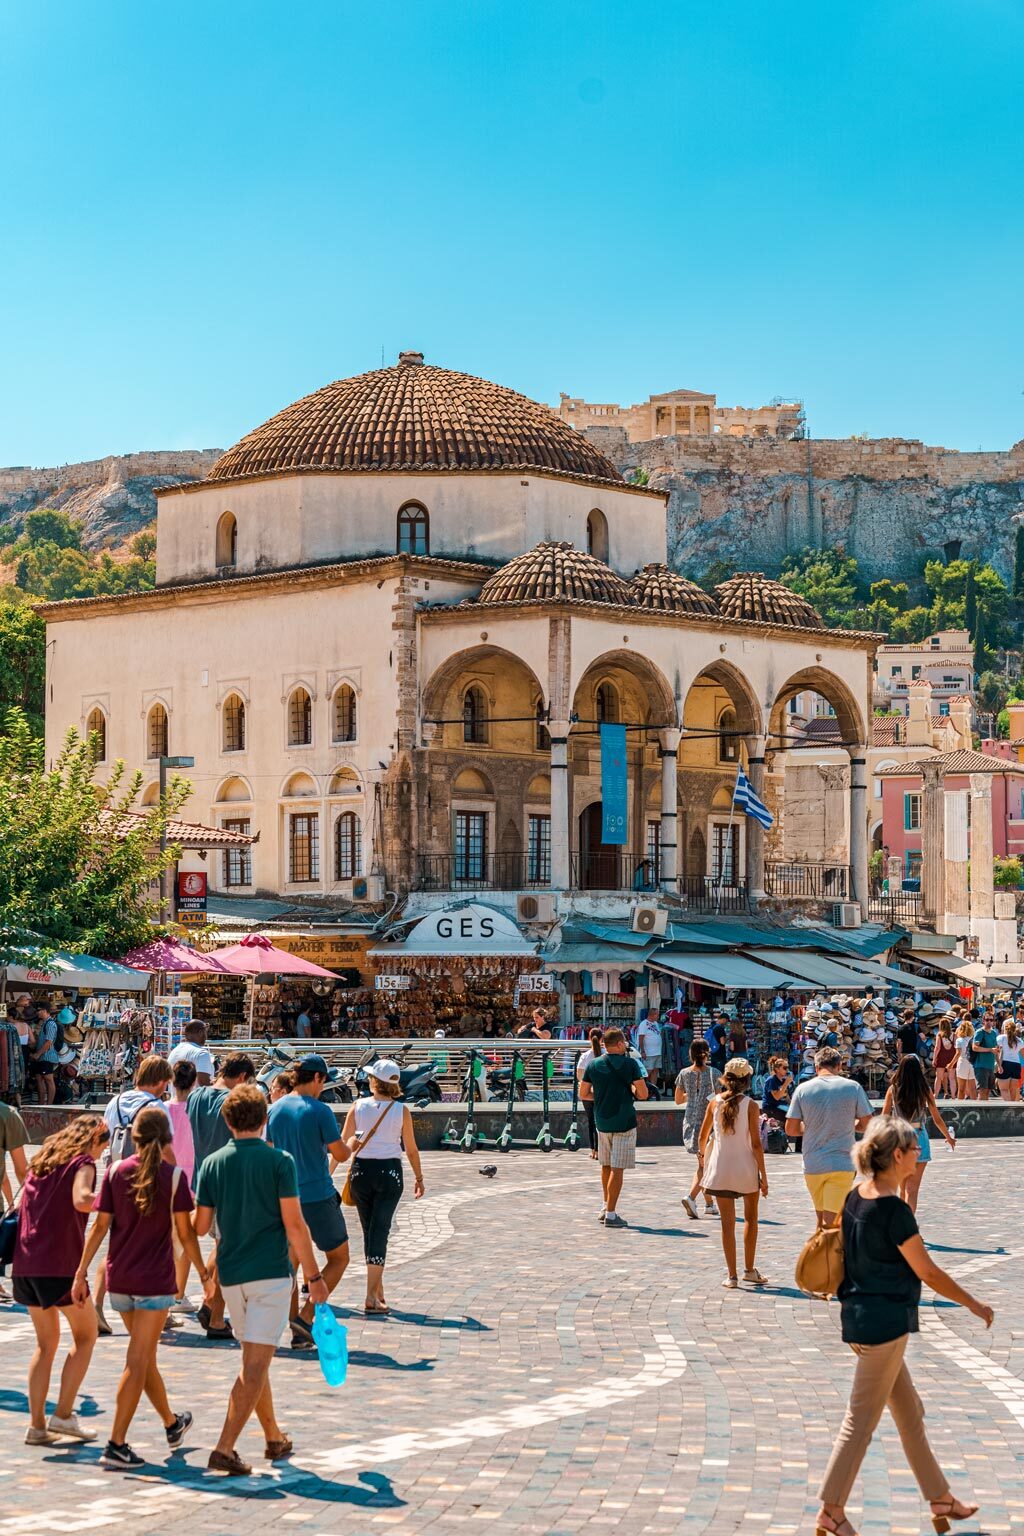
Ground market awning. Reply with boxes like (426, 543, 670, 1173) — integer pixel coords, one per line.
(905, 952, 970, 976)
(845, 956, 946, 992)
(3, 950, 150, 991)
(648, 949, 811, 991)
(742, 947, 889, 992)
(541, 942, 654, 971)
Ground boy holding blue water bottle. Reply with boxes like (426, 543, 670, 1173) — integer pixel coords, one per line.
(194, 1083, 327, 1476)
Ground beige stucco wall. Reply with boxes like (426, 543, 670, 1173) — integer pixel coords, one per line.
(155, 472, 666, 587)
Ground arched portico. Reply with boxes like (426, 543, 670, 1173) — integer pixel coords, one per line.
(675, 663, 764, 899)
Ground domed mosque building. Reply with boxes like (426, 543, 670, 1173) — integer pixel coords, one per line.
(42, 353, 877, 921)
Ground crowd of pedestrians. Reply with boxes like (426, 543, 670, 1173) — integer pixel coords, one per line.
(0, 998, 1010, 1529)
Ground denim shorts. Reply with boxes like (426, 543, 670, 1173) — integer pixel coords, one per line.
(109, 1292, 176, 1313)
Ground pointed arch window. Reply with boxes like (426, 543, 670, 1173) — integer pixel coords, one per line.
(463, 685, 488, 745)
(333, 684, 357, 743)
(86, 707, 107, 762)
(216, 511, 237, 569)
(147, 703, 168, 760)
(223, 693, 246, 753)
(334, 812, 362, 880)
(397, 502, 429, 556)
(595, 682, 619, 724)
(718, 707, 739, 763)
(288, 687, 313, 747)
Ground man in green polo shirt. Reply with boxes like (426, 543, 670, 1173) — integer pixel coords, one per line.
(194, 1084, 327, 1475)
(581, 1028, 648, 1229)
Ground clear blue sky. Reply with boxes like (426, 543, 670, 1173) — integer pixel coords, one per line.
(2, 0, 1022, 465)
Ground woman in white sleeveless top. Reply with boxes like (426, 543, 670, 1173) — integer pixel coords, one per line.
(698, 1057, 769, 1289)
(340, 1060, 424, 1315)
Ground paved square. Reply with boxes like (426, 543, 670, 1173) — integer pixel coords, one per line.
(1, 1139, 1021, 1535)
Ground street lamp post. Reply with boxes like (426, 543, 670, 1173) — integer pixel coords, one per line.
(159, 754, 195, 922)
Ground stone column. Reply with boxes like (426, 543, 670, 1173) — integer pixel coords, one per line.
(745, 735, 768, 904)
(969, 772, 995, 959)
(658, 728, 681, 894)
(848, 747, 870, 915)
(549, 718, 571, 890)
(688, 404, 695, 435)
(942, 789, 969, 932)
(920, 759, 946, 928)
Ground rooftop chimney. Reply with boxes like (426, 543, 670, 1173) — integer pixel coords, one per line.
(906, 679, 933, 748)
(398, 350, 424, 367)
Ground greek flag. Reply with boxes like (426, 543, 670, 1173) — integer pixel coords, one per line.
(733, 768, 774, 829)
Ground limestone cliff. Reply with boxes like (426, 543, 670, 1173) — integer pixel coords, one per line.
(0, 451, 222, 551)
(585, 426, 1024, 587)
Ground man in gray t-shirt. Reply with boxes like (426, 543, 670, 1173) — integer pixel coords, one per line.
(786, 1046, 873, 1228)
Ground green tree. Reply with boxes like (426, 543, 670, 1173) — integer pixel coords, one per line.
(888, 606, 934, 643)
(0, 598, 46, 735)
(20, 509, 84, 551)
(868, 578, 909, 613)
(976, 670, 1009, 716)
(0, 709, 192, 961)
(779, 546, 863, 626)
(131, 529, 157, 560)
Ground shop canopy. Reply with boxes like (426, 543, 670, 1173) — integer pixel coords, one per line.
(648, 949, 811, 991)
(120, 939, 233, 974)
(741, 947, 893, 992)
(3, 949, 150, 991)
(212, 933, 336, 977)
(370, 903, 537, 959)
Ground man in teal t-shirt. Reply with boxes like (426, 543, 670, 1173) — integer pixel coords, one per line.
(581, 1028, 648, 1228)
(971, 1014, 999, 1099)
(194, 1083, 326, 1476)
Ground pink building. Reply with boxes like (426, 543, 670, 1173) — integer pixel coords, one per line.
(880, 749, 1024, 881)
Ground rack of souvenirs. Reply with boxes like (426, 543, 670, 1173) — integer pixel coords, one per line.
(0, 1014, 26, 1103)
(372, 955, 544, 1035)
(77, 996, 155, 1086)
(187, 974, 248, 1035)
(152, 995, 192, 1056)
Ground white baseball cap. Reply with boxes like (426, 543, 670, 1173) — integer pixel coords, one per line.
(367, 1058, 401, 1084)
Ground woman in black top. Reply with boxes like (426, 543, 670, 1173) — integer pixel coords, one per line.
(816, 1116, 993, 1536)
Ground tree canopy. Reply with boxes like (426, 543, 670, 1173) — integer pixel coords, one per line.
(3, 509, 157, 602)
(0, 709, 192, 962)
(0, 598, 46, 736)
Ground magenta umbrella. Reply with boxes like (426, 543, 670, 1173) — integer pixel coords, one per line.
(212, 933, 337, 978)
(121, 938, 232, 973)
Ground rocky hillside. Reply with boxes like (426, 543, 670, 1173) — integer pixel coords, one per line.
(0, 451, 221, 553)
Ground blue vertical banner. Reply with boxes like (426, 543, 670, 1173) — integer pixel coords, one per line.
(600, 723, 628, 845)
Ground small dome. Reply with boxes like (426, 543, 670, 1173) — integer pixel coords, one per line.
(629, 563, 718, 616)
(207, 355, 624, 487)
(713, 571, 823, 629)
(477, 541, 633, 606)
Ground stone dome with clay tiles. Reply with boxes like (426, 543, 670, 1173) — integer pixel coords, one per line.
(206, 352, 625, 488)
(712, 571, 823, 629)
(629, 563, 719, 616)
(476, 541, 634, 607)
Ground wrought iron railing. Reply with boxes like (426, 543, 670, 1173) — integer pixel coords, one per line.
(415, 854, 549, 891)
(764, 861, 851, 900)
(570, 851, 661, 892)
(868, 890, 922, 926)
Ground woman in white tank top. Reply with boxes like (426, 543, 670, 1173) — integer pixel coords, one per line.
(340, 1060, 424, 1314)
(698, 1057, 769, 1290)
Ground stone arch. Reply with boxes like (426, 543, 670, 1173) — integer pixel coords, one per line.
(328, 766, 362, 796)
(769, 666, 865, 750)
(421, 646, 546, 725)
(280, 770, 319, 798)
(215, 774, 254, 802)
(683, 660, 763, 739)
(421, 645, 547, 754)
(452, 767, 494, 796)
(141, 780, 160, 807)
(571, 650, 677, 729)
(526, 773, 551, 801)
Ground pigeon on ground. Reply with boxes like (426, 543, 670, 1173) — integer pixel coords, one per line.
(479, 1165, 498, 1178)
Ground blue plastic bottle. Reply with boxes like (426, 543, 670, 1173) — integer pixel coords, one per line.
(312, 1303, 348, 1387)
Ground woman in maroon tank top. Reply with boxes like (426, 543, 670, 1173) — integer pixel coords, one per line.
(12, 1115, 108, 1446)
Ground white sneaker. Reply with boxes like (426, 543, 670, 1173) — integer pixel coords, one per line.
(169, 1298, 198, 1315)
(681, 1196, 700, 1220)
(705, 1202, 719, 1218)
(48, 1413, 98, 1442)
(25, 1426, 60, 1446)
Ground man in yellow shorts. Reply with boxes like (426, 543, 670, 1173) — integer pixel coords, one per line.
(786, 1046, 874, 1229)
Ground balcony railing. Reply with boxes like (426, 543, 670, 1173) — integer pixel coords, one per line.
(570, 851, 661, 892)
(868, 890, 923, 926)
(764, 861, 851, 900)
(676, 873, 750, 913)
(416, 854, 550, 892)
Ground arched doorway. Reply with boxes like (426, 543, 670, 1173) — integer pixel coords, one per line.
(578, 802, 618, 890)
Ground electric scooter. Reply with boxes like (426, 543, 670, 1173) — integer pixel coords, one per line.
(535, 1051, 554, 1152)
(441, 1049, 483, 1152)
(496, 1049, 526, 1151)
(561, 1059, 582, 1150)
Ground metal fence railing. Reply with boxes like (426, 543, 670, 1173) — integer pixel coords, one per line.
(765, 861, 851, 900)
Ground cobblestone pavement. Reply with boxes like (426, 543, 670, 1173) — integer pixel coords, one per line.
(1, 1141, 1022, 1536)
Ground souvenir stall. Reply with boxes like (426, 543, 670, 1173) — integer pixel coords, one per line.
(121, 938, 245, 1040)
(647, 949, 813, 1072)
(369, 904, 542, 1036)
(206, 934, 337, 1039)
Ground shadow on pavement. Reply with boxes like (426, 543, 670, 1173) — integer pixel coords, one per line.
(0, 1389, 102, 1418)
(42, 1452, 406, 1507)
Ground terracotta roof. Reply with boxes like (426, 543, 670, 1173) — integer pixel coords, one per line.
(206, 354, 625, 488)
(476, 541, 633, 606)
(879, 749, 1024, 777)
(628, 563, 719, 616)
(109, 812, 257, 849)
(712, 572, 823, 629)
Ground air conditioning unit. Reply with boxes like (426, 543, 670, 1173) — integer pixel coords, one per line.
(631, 901, 668, 936)
(352, 874, 385, 902)
(833, 902, 862, 929)
(517, 892, 556, 924)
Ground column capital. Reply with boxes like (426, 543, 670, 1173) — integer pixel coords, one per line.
(548, 718, 571, 741)
(658, 727, 681, 754)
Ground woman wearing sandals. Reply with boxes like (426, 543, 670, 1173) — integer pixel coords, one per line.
(341, 1059, 424, 1315)
(882, 1055, 955, 1213)
(73, 1107, 210, 1470)
(675, 1039, 718, 1219)
(12, 1116, 107, 1445)
(697, 1056, 768, 1288)
(815, 1116, 993, 1536)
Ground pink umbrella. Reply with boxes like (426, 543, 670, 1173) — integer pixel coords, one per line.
(212, 933, 337, 978)
(121, 938, 232, 973)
